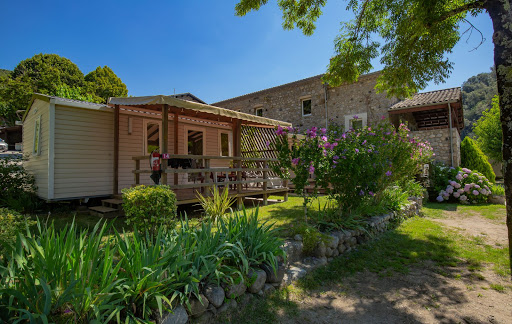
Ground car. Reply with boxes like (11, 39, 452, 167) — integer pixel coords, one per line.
(0, 139, 8, 152)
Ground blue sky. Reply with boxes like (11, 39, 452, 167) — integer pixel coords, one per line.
(1, 0, 495, 103)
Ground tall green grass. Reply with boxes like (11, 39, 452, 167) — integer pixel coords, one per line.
(0, 208, 285, 323)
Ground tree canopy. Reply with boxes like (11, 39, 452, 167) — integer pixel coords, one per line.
(0, 54, 128, 126)
(461, 68, 498, 138)
(474, 95, 502, 162)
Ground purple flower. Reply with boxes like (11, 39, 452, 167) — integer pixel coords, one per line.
(472, 190, 479, 196)
(320, 128, 327, 134)
(275, 126, 285, 136)
(359, 190, 364, 196)
(367, 149, 372, 153)
(355, 148, 359, 153)
(369, 191, 374, 196)
(386, 171, 392, 177)
(291, 158, 300, 165)
(456, 173, 463, 181)
(309, 164, 315, 174)
(381, 115, 387, 120)
(321, 136, 328, 142)
(341, 133, 347, 139)
(353, 115, 359, 119)
(436, 196, 444, 202)
(333, 155, 339, 160)
(265, 141, 270, 147)
(460, 195, 468, 201)
(362, 140, 367, 145)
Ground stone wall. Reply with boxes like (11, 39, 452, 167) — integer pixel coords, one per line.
(412, 128, 461, 167)
(213, 72, 400, 131)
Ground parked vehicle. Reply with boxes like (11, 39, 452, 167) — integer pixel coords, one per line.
(0, 139, 7, 152)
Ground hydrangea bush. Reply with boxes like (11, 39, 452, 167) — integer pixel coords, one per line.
(271, 118, 434, 215)
(436, 168, 492, 204)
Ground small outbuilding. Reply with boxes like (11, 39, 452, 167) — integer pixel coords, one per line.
(22, 94, 290, 204)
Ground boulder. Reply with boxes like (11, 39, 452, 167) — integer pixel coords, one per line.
(282, 240, 303, 264)
(325, 247, 333, 257)
(327, 235, 339, 249)
(248, 269, 267, 293)
(314, 241, 326, 258)
(294, 234, 303, 241)
(217, 299, 237, 314)
(156, 305, 188, 324)
(262, 283, 275, 296)
(204, 285, 225, 308)
(261, 263, 285, 283)
(191, 311, 212, 324)
(224, 281, 246, 299)
(189, 294, 209, 317)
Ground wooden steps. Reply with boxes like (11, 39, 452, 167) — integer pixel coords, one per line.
(89, 197, 124, 218)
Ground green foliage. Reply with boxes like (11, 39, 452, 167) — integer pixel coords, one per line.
(0, 208, 34, 259)
(0, 54, 128, 126)
(490, 183, 505, 196)
(0, 209, 285, 323)
(430, 162, 461, 194)
(461, 137, 495, 183)
(290, 223, 329, 255)
(235, 0, 487, 98)
(55, 84, 103, 103)
(196, 186, 236, 222)
(0, 69, 10, 78)
(462, 69, 497, 138)
(122, 185, 178, 234)
(474, 95, 502, 162)
(84, 66, 128, 103)
(0, 156, 40, 213)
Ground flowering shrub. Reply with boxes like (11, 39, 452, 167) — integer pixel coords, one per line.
(272, 119, 434, 215)
(0, 156, 39, 213)
(436, 168, 492, 204)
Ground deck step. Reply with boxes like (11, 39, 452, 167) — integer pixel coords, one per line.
(89, 206, 119, 218)
(102, 199, 124, 207)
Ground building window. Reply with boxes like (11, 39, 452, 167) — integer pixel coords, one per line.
(219, 131, 232, 156)
(255, 107, 263, 117)
(302, 99, 312, 116)
(344, 113, 367, 131)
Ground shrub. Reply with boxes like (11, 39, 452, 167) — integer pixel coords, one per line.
(272, 120, 434, 215)
(0, 208, 34, 258)
(430, 162, 461, 194)
(0, 156, 39, 213)
(196, 186, 236, 222)
(461, 137, 495, 183)
(490, 183, 505, 196)
(436, 168, 492, 204)
(122, 185, 177, 233)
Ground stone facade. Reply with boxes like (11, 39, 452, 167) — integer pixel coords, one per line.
(412, 128, 461, 167)
(213, 72, 400, 131)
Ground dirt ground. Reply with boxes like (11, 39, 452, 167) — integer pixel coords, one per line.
(278, 211, 512, 324)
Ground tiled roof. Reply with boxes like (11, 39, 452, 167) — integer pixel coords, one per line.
(389, 87, 461, 111)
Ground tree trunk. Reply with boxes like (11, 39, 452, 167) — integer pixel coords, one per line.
(486, 0, 512, 278)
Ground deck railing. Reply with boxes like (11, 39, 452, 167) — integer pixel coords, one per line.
(132, 154, 288, 205)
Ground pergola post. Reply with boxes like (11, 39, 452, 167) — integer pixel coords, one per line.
(233, 119, 242, 207)
(174, 112, 179, 185)
(113, 104, 120, 195)
(161, 104, 169, 185)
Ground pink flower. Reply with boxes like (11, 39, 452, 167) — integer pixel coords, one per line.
(381, 115, 387, 120)
(321, 136, 328, 142)
(456, 173, 463, 180)
(320, 128, 327, 134)
(464, 184, 471, 192)
(472, 190, 479, 196)
(309, 163, 315, 174)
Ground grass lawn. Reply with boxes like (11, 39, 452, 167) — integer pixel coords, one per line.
(221, 203, 510, 324)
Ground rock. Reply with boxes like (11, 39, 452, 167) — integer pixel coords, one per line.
(271, 282, 281, 288)
(318, 257, 328, 266)
(248, 269, 267, 293)
(332, 248, 339, 257)
(262, 284, 275, 296)
(239, 293, 254, 307)
(261, 263, 285, 283)
(327, 235, 339, 249)
(217, 299, 237, 314)
(282, 241, 303, 264)
(189, 294, 209, 317)
(327, 257, 333, 262)
(287, 266, 307, 281)
(206, 304, 217, 315)
(204, 285, 225, 308)
(156, 305, 188, 324)
(325, 247, 333, 257)
(314, 241, 326, 258)
(294, 234, 303, 241)
(224, 281, 246, 299)
(191, 311, 213, 324)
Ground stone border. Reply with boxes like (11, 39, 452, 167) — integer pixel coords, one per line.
(157, 198, 422, 324)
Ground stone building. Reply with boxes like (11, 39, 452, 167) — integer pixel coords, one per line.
(213, 73, 463, 167)
(213, 72, 399, 131)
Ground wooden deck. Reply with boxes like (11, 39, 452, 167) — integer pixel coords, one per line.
(132, 154, 289, 206)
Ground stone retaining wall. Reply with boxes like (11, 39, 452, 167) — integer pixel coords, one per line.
(157, 198, 422, 323)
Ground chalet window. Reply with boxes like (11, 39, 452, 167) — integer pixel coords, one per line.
(255, 107, 263, 117)
(219, 131, 232, 156)
(302, 99, 312, 116)
(144, 120, 161, 154)
(351, 119, 363, 130)
(33, 115, 41, 156)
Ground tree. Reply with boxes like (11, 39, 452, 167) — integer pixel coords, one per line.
(461, 137, 496, 182)
(235, 0, 512, 276)
(474, 95, 502, 162)
(462, 68, 497, 138)
(85, 66, 128, 103)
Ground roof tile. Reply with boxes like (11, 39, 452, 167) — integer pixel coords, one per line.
(389, 87, 461, 111)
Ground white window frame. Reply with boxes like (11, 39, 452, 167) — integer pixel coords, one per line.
(218, 130, 233, 157)
(344, 112, 368, 131)
(33, 115, 42, 156)
(301, 97, 312, 117)
(254, 105, 263, 117)
(184, 125, 207, 156)
(143, 119, 162, 155)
